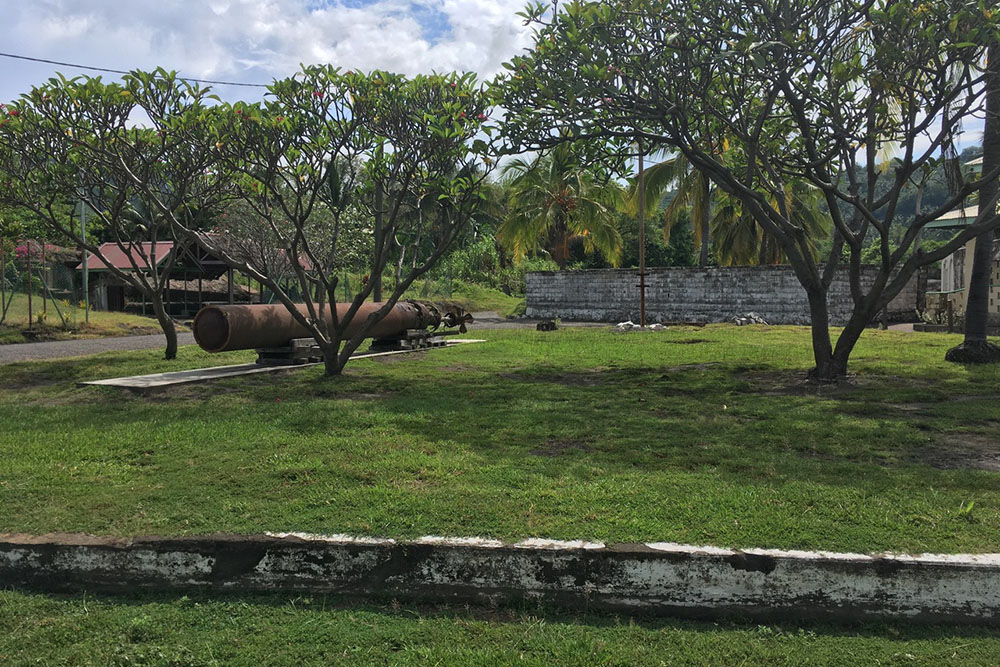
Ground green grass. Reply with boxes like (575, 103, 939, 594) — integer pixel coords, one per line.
(1, 325, 999, 554)
(0, 292, 166, 344)
(2, 590, 999, 666)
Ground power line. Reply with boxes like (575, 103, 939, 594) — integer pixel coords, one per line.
(0, 51, 270, 88)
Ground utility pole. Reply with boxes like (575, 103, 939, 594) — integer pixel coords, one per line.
(373, 179, 384, 302)
(637, 139, 647, 327)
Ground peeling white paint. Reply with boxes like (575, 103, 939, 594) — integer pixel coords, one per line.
(514, 538, 605, 550)
(264, 532, 396, 545)
(414, 536, 505, 548)
(3, 534, 999, 625)
(645, 542, 740, 557)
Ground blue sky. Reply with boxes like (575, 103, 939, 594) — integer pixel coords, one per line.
(0, 1, 532, 104)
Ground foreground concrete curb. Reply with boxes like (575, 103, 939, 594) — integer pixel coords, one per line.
(2, 532, 998, 625)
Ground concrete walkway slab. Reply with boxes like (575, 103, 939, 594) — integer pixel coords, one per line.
(79, 340, 485, 390)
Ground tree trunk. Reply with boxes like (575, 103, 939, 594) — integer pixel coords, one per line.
(757, 234, 769, 266)
(149, 290, 178, 360)
(804, 287, 844, 380)
(699, 179, 711, 267)
(549, 212, 569, 269)
(322, 342, 346, 376)
(947, 43, 1000, 364)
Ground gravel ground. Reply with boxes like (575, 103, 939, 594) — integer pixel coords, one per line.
(0, 333, 197, 364)
(0, 313, 610, 365)
(0, 316, 928, 367)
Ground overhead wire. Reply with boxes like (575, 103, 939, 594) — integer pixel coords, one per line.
(0, 51, 270, 88)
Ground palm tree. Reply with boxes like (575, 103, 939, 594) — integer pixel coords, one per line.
(635, 154, 712, 266)
(630, 152, 830, 266)
(499, 144, 623, 268)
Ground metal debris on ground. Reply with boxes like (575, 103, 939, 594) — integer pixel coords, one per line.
(612, 321, 668, 332)
(731, 312, 769, 326)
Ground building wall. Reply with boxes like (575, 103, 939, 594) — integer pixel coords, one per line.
(525, 266, 918, 325)
(932, 239, 1000, 324)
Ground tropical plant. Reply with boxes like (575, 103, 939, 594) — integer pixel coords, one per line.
(631, 150, 831, 267)
(497, 0, 1000, 379)
(499, 143, 623, 268)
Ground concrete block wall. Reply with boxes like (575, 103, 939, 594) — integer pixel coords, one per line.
(526, 266, 918, 325)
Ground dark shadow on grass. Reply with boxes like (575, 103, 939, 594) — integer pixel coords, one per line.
(11, 589, 1000, 640)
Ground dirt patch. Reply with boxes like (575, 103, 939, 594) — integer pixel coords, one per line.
(889, 396, 990, 413)
(660, 362, 722, 373)
(144, 383, 246, 402)
(667, 338, 714, 345)
(501, 371, 607, 387)
(530, 438, 593, 457)
(370, 350, 428, 364)
(916, 433, 1000, 471)
(738, 371, 938, 399)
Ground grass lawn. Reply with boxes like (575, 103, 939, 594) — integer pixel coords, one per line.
(1, 324, 998, 554)
(2, 590, 999, 666)
(0, 292, 166, 344)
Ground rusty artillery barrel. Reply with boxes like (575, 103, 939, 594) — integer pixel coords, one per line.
(192, 300, 468, 353)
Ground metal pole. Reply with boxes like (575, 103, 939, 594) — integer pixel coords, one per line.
(81, 201, 89, 323)
(0, 237, 5, 324)
(27, 239, 33, 329)
(374, 180, 384, 302)
(638, 142, 647, 327)
(41, 242, 47, 316)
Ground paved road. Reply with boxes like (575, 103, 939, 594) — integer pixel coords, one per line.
(0, 333, 197, 364)
(0, 312, 610, 364)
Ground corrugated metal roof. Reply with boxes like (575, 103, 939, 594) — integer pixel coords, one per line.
(75, 242, 175, 272)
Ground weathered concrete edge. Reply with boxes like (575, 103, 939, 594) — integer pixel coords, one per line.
(2, 532, 998, 626)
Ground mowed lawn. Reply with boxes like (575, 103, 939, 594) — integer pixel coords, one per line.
(0, 325, 999, 554)
(3, 589, 1000, 666)
(0, 292, 165, 344)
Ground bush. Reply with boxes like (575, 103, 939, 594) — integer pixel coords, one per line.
(445, 237, 558, 296)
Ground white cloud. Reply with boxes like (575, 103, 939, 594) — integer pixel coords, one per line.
(0, 0, 533, 102)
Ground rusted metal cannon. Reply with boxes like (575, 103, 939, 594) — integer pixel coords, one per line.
(193, 300, 471, 357)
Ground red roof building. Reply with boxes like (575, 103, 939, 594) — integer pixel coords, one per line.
(74, 242, 176, 272)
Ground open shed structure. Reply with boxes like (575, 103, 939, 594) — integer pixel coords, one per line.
(75, 240, 255, 317)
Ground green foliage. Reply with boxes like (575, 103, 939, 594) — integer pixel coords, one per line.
(499, 143, 623, 268)
(494, 0, 1000, 377)
(444, 235, 559, 295)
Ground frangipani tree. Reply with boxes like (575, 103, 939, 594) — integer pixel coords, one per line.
(188, 67, 494, 375)
(1, 68, 494, 374)
(0, 74, 222, 358)
(497, 0, 1000, 379)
